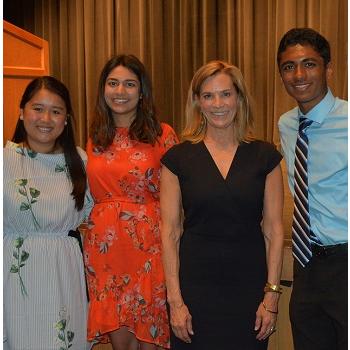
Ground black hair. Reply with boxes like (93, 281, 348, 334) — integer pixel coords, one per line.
(277, 28, 331, 67)
(12, 76, 87, 211)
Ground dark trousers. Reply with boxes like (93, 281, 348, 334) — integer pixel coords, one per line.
(290, 245, 348, 350)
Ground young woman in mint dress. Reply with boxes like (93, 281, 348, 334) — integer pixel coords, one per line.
(3, 76, 93, 349)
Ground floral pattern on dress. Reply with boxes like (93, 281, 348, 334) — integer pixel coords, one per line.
(13, 144, 37, 159)
(15, 179, 41, 230)
(84, 123, 178, 348)
(10, 236, 29, 297)
(55, 307, 75, 349)
(55, 163, 68, 174)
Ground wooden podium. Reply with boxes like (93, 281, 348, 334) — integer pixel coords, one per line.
(3, 20, 50, 144)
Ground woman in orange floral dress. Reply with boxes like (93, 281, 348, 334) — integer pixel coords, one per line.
(84, 54, 178, 349)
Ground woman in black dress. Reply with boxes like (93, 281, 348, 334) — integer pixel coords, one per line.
(160, 61, 284, 349)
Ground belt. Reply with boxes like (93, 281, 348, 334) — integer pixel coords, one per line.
(68, 230, 83, 254)
(68, 230, 89, 301)
(311, 243, 347, 258)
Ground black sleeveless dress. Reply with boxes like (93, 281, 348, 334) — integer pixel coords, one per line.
(161, 140, 282, 350)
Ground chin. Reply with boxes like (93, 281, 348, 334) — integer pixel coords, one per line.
(211, 124, 233, 131)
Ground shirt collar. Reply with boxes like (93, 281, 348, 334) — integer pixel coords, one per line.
(298, 89, 335, 124)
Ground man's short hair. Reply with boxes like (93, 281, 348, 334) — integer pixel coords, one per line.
(277, 28, 331, 67)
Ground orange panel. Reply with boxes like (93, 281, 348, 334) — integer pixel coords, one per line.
(3, 77, 33, 143)
(3, 20, 50, 144)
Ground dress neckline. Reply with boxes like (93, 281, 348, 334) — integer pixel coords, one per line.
(115, 127, 129, 134)
(200, 141, 241, 181)
(6, 141, 65, 159)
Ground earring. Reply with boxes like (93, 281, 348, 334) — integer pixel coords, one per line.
(65, 113, 70, 126)
(194, 112, 207, 136)
(139, 94, 143, 100)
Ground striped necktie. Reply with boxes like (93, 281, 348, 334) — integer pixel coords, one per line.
(292, 117, 319, 267)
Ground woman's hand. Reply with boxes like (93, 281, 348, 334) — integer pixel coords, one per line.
(254, 295, 278, 340)
(169, 303, 194, 343)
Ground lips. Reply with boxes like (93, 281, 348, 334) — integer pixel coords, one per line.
(37, 126, 53, 133)
(112, 98, 129, 104)
(210, 111, 230, 117)
(292, 83, 311, 91)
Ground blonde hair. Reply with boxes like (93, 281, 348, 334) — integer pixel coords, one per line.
(182, 60, 254, 143)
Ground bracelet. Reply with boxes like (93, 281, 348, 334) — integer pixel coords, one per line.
(262, 301, 278, 314)
(264, 282, 282, 294)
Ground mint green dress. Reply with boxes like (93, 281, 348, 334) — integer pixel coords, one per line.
(3, 141, 93, 350)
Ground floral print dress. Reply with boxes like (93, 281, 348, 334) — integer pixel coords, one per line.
(3, 141, 93, 350)
(84, 123, 178, 348)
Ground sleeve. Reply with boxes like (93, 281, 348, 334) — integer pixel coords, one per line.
(158, 123, 179, 157)
(161, 143, 181, 177)
(262, 142, 283, 175)
(77, 146, 94, 219)
(82, 187, 94, 221)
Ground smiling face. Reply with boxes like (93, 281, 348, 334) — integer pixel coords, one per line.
(279, 44, 331, 114)
(21, 88, 67, 153)
(198, 72, 238, 131)
(104, 65, 141, 127)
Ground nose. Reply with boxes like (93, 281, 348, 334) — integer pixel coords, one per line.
(295, 65, 306, 80)
(41, 110, 52, 122)
(213, 94, 224, 108)
(115, 83, 126, 94)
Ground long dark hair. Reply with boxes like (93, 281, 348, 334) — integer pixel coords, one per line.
(90, 54, 162, 149)
(12, 76, 87, 211)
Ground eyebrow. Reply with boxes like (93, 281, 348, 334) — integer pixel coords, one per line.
(31, 102, 65, 110)
(107, 78, 139, 83)
(200, 88, 233, 95)
(281, 57, 318, 66)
